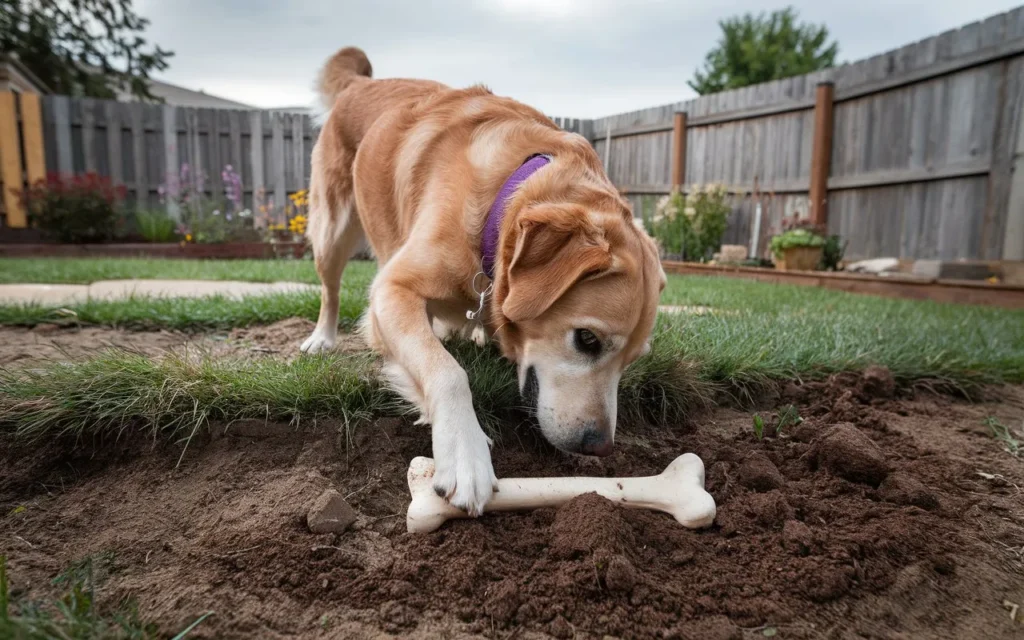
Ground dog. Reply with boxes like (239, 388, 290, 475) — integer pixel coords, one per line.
(301, 47, 666, 516)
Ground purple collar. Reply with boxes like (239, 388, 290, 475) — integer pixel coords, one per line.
(481, 153, 552, 279)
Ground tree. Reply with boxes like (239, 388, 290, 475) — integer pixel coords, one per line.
(688, 6, 837, 95)
(0, 0, 173, 101)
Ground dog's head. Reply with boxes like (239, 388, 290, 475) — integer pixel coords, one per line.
(494, 190, 665, 457)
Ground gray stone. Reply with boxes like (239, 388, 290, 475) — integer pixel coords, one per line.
(307, 489, 357, 534)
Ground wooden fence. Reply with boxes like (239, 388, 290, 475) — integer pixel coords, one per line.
(16, 97, 588, 223)
(0, 91, 46, 227)
(590, 6, 1024, 262)
(3, 6, 1022, 264)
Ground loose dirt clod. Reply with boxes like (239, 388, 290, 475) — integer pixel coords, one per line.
(604, 554, 637, 592)
(862, 365, 897, 398)
(879, 472, 940, 510)
(810, 423, 890, 485)
(738, 452, 785, 491)
(306, 489, 357, 534)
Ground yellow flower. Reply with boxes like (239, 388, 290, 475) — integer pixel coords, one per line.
(185, 234, 193, 242)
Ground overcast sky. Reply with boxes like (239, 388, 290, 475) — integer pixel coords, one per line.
(134, 0, 1023, 118)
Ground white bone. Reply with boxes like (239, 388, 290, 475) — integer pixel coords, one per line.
(406, 453, 716, 533)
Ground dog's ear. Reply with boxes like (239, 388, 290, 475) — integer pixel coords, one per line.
(501, 206, 612, 323)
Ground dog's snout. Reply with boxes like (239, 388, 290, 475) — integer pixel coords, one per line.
(580, 425, 613, 457)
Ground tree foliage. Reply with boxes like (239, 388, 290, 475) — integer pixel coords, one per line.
(0, 0, 173, 101)
(689, 6, 837, 95)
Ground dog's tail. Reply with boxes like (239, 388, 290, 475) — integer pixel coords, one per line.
(314, 47, 372, 125)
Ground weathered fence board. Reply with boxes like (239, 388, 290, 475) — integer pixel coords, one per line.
(20, 6, 1024, 262)
(588, 5, 1024, 262)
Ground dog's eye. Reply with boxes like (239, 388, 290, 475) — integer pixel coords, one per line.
(573, 329, 602, 356)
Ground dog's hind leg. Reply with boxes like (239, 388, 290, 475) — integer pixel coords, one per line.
(301, 189, 364, 354)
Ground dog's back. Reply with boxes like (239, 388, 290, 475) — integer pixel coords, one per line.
(316, 47, 447, 153)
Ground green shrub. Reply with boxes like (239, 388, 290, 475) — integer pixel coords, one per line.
(643, 185, 730, 261)
(820, 234, 846, 270)
(135, 209, 178, 243)
(22, 173, 126, 243)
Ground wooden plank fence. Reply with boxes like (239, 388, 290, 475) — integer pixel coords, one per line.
(0, 91, 46, 227)
(4, 6, 1022, 264)
(589, 5, 1024, 263)
(18, 100, 589, 226)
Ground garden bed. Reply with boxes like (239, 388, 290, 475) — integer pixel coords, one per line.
(0, 242, 308, 260)
(662, 261, 1024, 309)
(2, 346, 1022, 638)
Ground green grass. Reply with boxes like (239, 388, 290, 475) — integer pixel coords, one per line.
(0, 259, 374, 331)
(984, 416, 1021, 457)
(0, 257, 343, 285)
(0, 554, 210, 639)
(0, 258, 1022, 443)
(0, 338, 707, 445)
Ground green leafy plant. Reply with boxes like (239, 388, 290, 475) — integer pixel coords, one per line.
(135, 209, 177, 243)
(820, 234, 847, 271)
(752, 414, 765, 439)
(21, 173, 126, 243)
(776, 405, 803, 433)
(770, 228, 824, 258)
(643, 185, 730, 262)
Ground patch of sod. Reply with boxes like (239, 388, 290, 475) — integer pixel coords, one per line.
(0, 337, 711, 445)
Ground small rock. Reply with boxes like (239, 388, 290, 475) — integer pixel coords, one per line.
(604, 555, 636, 592)
(790, 422, 819, 443)
(549, 615, 574, 639)
(738, 452, 785, 491)
(810, 423, 889, 486)
(782, 519, 813, 555)
(307, 489, 357, 534)
(879, 472, 939, 510)
(862, 365, 896, 398)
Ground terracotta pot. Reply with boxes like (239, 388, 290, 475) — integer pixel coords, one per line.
(775, 246, 823, 271)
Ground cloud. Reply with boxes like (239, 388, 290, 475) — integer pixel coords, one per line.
(135, 0, 1023, 117)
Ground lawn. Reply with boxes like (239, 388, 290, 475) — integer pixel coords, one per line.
(1, 257, 1022, 447)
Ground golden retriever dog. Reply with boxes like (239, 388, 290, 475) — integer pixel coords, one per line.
(302, 47, 665, 516)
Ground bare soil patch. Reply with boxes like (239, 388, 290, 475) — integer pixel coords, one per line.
(2, 364, 1023, 637)
(0, 319, 364, 367)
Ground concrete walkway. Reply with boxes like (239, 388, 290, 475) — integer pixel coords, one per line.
(0, 280, 318, 305)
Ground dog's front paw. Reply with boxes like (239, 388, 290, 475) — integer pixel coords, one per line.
(300, 329, 336, 354)
(431, 429, 498, 517)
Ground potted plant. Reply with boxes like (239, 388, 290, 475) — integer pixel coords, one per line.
(770, 217, 826, 271)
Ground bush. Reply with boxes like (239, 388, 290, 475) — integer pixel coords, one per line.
(22, 173, 126, 243)
(820, 234, 847, 271)
(135, 209, 178, 242)
(643, 185, 730, 261)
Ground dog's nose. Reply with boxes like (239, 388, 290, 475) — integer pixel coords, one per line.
(580, 427, 613, 457)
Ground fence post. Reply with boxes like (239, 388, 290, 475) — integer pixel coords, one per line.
(19, 93, 46, 187)
(809, 82, 834, 226)
(671, 111, 688, 193)
(0, 91, 24, 227)
(1004, 97, 1024, 261)
(162, 104, 179, 220)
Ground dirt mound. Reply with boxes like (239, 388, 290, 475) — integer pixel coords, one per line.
(3, 376, 1024, 638)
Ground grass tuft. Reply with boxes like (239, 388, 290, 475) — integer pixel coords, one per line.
(0, 554, 210, 639)
(0, 337, 710, 448)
